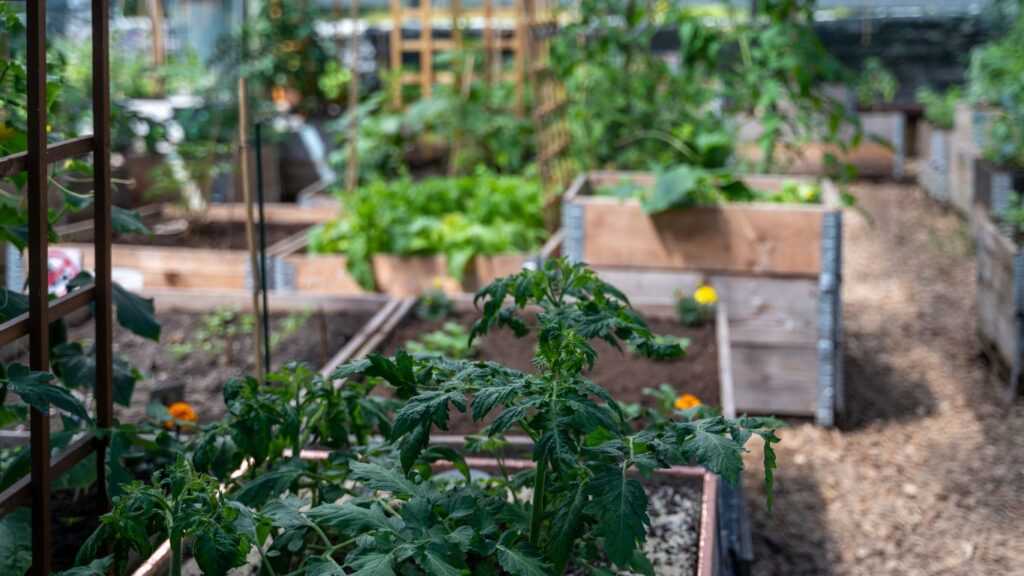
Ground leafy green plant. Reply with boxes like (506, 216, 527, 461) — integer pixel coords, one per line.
(918, 87, 961, 130)
(415, 288, 455, 321)
(599, 167, 822, 213)
(854, 57, 900, 107)
(406, 321, 478, 359)
(968, 14, 1024, 168)
(328, 259, 781, 574)
(75, 456, 257, 576)
(309, 170, 545, 289)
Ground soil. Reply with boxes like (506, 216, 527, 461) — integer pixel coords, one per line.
(741, 182, 1024, 575)
(379, 311, 719, 434)
(7, 306, 375, 425)
(52, 485, 102, 572)
(62, 215, 309, 251)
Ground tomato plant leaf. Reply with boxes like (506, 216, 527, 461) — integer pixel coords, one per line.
(53, 556, 113, 576)
(496, 543, 549, 576)
(111, 206, 150, 235)
(347, 551, 396, 576)
(5, 363, 90, 421)
(588, 468, 649, 567)
(112, 283, 160, 341)
(306, 556, 346, 576)
(0, 508, 32, 576)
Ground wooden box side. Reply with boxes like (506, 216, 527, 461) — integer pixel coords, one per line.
(973, 208, 1019, 364)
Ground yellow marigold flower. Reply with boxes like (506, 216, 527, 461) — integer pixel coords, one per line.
(674, 393, 702, 410)
(693, 285, 717, 306)
(164, 401, 198, 429)
(0, 123, 14, 141)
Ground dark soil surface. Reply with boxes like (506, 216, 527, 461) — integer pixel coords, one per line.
(379, 311, 719, 434)
(29, 307, 375, 424)
(742, 182, 1024, 576)
(52, 485, 102, 571)
(63, 216, 309, 251)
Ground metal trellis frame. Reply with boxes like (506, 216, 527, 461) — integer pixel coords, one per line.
(0, 0, 115, 573)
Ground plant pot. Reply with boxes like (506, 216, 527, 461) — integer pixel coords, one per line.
(560, 172, 843, 425)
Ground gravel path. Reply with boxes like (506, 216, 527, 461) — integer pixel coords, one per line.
(743, 182, 1024, 576)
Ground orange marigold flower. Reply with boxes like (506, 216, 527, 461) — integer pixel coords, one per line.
(164, 402, 198, 429)
(674, 393, 702, 410)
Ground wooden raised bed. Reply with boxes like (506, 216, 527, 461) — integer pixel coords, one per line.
(918, 121, 952, 204)
(948, 103, 1002, 217)
(737, 109, 905, 180)
(560, 171, 843, 426)
(972, 208, 1024, 400)
(274, 234, 535, 297)
(48, 202, 337, 291)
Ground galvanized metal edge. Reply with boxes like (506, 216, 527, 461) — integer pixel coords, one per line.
(817, 211, 842, 427)
(1010, 251, 1024, 400)
(562, 199, 585, 264)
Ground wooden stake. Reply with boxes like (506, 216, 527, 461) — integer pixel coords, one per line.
(347, 0, 361, 192)
(390, 0, 403, 107)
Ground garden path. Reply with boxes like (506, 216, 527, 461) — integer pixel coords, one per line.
(743, 182, 1024, 576)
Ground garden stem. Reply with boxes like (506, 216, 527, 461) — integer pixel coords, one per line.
(529, 459, 547, 547)
(170, 532, 183, 576)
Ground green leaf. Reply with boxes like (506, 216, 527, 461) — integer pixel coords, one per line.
(417, 549, 463, 576)
(0, 288, 29, 321)
(52, 343, 141, 407)
(306, 556, 346, 576)
(588, 468, 649, 567)
(193, 522, 250, 576)
(347, 551, 396, 576)
(307, 502, 398, 534)
(111, 206, 150, 235)
(496, 544, 549, 576)
(113, 283, 161, 341)
(350, 461, 422, 498)
(0, 508, 32, 576)
(679, 420, 744, 484)
(54, 557, 113, 576)
(233, 465, 304, 507)
(5, 363, 90, 422)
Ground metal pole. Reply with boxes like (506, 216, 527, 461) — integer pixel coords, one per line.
(92, 0, 114, 512)
(26, 0, 52, 571)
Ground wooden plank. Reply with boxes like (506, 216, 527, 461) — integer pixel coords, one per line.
(730, 344, 819, 416)
(576, 196, 827, 276)
(163, 203, 338, 226)
(285, 253, 367, 295)
(68, 244, 252, 290)
(717, 276, 818, 346)
(372, 254, 460, 296)
(320, 298, 402, 375)
(973, 208, 1019, 363)
(142, 289, 390, 314)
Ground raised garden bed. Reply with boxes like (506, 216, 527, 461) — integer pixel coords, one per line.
(972, 208, 1024, 399)
(918, 121, 952, 204)
(48, 203, 336, 291)
(374, 304, 721, 434)
(737, 109, 905, 180)
(560, 171, 843, 425)
(0, 292, 388, 425)
(274, 238, 533, 297)
(948, 102, 999, 217)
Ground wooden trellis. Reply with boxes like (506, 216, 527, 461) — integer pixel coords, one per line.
(524, 0, 572, 198)
(388, 0, 529, 109)
(0, 0, 115, 574)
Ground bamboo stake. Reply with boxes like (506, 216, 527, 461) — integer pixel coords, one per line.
(238, 0, 265, 381)
(347, 0, 361, 191)
(421, 0, 433, 98)
(390, 0, 403, 108)
(483, 0, 494, 83)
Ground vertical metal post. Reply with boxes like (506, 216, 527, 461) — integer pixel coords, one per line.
(817, 211, 842, 427)
(92, 0, 114, 511)
(27, 0, 53, 572)
(255, 122, 272, 371)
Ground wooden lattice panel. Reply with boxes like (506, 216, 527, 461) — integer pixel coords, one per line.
(389, 0, 528, 108)
(524, 0, 572, 197)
